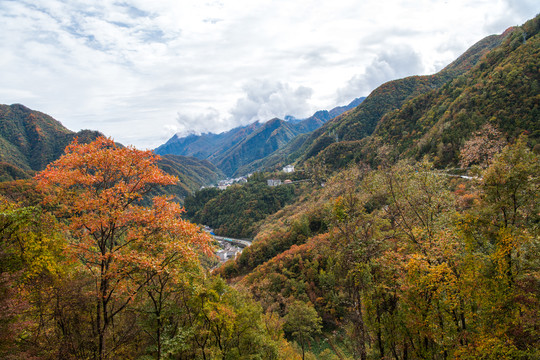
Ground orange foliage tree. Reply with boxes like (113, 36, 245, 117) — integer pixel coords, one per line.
(35, 137, 212, 359)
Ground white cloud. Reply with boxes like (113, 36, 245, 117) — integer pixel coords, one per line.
(175, 107, 223, 136)
(0, 0, 537, 148)
(336, 46, 424, 104)
(170, 81, 314, 139)
(483, 0, 539, 32)
(230, 80, 314, 126)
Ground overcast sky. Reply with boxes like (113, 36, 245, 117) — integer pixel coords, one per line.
(0, 0, 538, 149)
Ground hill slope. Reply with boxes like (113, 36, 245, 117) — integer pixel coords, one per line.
(154, 154, 224, 202)
(290, 29, 511, 168)
(0, 104, 102, 178)
(213, 16, 540, 278)
(0, 104, 223, 197)
(372, 16, 540, 166)
(302, 16, 539, 171)
(209, 16, 540, 359)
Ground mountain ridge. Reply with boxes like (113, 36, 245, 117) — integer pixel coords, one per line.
(297, 15, 539, 171)
(287, 31, 512, 168)
(155, 97, 364, 176)
(0, 103, 103, 177)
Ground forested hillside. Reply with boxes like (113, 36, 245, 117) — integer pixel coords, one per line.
(209, 15, 540, 359)
(152, 154, 223, 203)
(0, 104, 102, 179)
(295, 16, 539, 172)
(284, 30, 509, 169)
(217, 138, 540, 359)
(0, 104, 223, 199)
(373, 18, 540, 165)
(184, 173, 302, 238)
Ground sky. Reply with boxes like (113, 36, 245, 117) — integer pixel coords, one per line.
(0, 0, 538, 149)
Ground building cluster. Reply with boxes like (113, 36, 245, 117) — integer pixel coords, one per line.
(217, 176, 248, 190)
(267, 165, 296, 186)
(202, 165, 296, 190)
(267, 179, 294, 186)
(216, 241, 243, 262)
(283, 164, 295, 173)
(267, 178, 282, 186)
(200, 175, 250, 191)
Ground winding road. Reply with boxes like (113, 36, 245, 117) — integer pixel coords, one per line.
(213, 236, 252, 248)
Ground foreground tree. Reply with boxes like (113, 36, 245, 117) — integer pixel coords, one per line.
(455, 136, 540, 358)
(36, 137, 212, 360)
(0, 196, 66, 358)
(327, 165, 383, 360)
(284, 300, 322, 360)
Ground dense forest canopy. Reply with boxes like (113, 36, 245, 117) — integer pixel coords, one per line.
(218, 137, 540, 359)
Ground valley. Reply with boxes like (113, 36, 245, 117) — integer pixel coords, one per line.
(0, 13, 539, 360)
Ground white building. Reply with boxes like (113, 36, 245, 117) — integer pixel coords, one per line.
(283, 164, 295, 173)
(267, 179, 282, 187)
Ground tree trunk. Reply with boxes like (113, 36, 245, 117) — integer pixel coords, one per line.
(156, 317, 162, 360)
(376, 303, 384, 358)
(353, 290, 367, 360)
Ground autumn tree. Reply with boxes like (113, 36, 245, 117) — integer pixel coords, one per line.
(326, 165, 382, 360)
(459, 122, 507, 168)
(35, 137, 212, 360)
(361, 160, 471, 359)
(142, 275, 281, 360)
(284, 300, 322, 360)
(455, 136, 540, 357)
(0, 196, 67, 358)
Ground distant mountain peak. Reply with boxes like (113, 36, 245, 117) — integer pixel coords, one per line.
(155, 98, 365, 176)
(284, 115, 298, 122)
